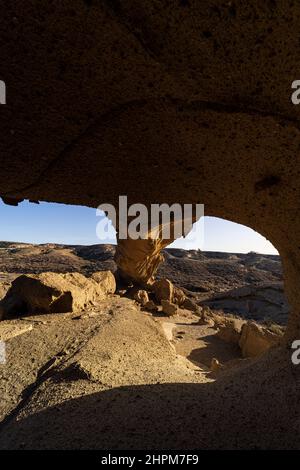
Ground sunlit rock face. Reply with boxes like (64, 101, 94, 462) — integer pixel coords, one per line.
(115, 238, 168, 287)
(114, 216, 192, 286)
(1, 1, 300, 341)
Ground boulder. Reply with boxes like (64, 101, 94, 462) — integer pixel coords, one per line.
(144, 300, 158, 312)
(207, 310, 229, 328)
(239, 321, 281, 358)
(161, 299, 178, 316)
(153, 279, 174, 303)
(182, 297, 200, 313)
(127, 286, 150, 306)
(217, 318, 245, 344)
(0, 321, 33, 341)
(0, 282, 10, 301)
(0, 271, 116, 319)
(173, 287, 186, 306)
(131, 288, 149, 307)
(91, 271, 116, 295)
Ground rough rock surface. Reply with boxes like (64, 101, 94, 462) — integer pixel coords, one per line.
(217, 318, 245, 345)
(203, 283, 289, 324)
(182, 297, 200, 313)
(0, 271, 115, 319)
(214, 316, 283, 357)
(90, 271, 116, 295)
(161, 299, 178, 316)
(1, 2, 300, 340)
(152, 278, 174, 303)
(115, 238, 170, 286)
(0, 321, 33, 342)
(0, 297, 298, 450)
(239, 321, 281, 358)
(0, 243, 287, 324)
(0, 282, 10, 301)
(129, 287, 149, 306)
(173, 286, 186, 306)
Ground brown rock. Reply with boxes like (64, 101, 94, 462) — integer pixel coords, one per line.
(144, 300, 158, 312)
(201, 316, 215, 327)
(153, 279, 174, 303)
(161, 299, 178, 316)
(182, 297, 199, 313)
(0, 271, 116, 319)
(217, 318, 245, 344)
(127, 286, 150, 306)
(239, 321, 281, 358)
(0, 282, 10, 301)
(1, 2, 300, 343)
(173, 287, 186, 306)
(132, 289, 149, 307)
(90, 271, 116, 295)
(115, 238, 167, 286)
(208, 311, 227, 329)
(210, 358, 222, 372)
(0, 321, 33, 341)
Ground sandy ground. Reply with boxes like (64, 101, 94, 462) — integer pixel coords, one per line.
(160, 314, 241, 369)
(0, 295, 299, 450)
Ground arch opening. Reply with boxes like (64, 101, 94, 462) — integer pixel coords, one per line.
(0, 200, 289, 364)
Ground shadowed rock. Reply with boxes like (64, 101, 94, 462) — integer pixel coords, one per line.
(0, 271, 116, 319)
(239, 321, 281, 358)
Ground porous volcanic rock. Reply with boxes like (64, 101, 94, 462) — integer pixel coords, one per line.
(1, 2, 300, 341)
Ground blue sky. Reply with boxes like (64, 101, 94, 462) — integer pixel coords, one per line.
(0, 200, 278, 254)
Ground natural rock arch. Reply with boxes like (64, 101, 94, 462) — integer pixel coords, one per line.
(0, 1, 300, 342)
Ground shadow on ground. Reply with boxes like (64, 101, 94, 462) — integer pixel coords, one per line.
(187, 333, 241, 367)
(0, 348, 299, 450)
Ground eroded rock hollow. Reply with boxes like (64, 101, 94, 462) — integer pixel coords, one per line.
(1, 1, 300, 341)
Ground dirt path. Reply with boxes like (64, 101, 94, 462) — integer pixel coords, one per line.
(159, 311, 241, 370)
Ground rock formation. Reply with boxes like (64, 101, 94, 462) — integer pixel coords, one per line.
(161, 299, 178, 316)
(153, 278, 174, 303)
(215, 316, 282, 358)
(239, 321, 281, 358)
(0, 271, 116, 319)
(1, 2, 300, 342)
(217, 318, 245, 345)
(203, 283, 289, 324)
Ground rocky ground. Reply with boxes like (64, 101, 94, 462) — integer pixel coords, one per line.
(0, 242, 288, 324)
(0, 242, 297, 450)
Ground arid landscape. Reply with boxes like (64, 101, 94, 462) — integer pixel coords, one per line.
(0, 241, 288, 324)
(2, 0, 300, 454)
(0, 242, 297, 450)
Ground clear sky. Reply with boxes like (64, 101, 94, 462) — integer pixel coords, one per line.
(0, 200, 278, 254)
